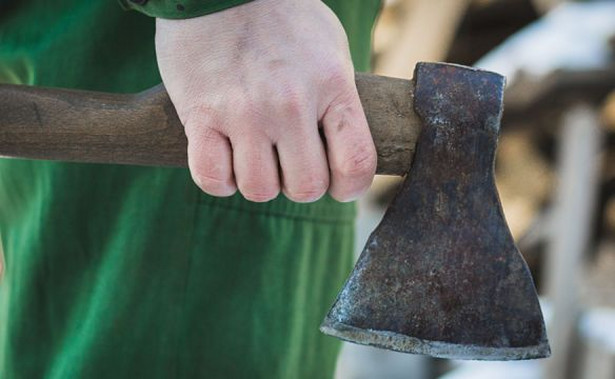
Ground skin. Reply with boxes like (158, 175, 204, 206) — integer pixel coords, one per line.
(155, 0, 376, 203)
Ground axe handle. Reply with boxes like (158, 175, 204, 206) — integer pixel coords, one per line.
(0, 73, 420, 176)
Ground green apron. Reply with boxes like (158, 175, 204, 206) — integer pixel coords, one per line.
(0, 1, 381, 377)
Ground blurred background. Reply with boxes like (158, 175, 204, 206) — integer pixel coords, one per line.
(337, 0, 615, 378)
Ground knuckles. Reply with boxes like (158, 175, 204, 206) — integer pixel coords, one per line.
(277, 84, 310, 120)
(284, 180, 328, 203)
(325, 67, 352, 89)
(190, 164, 236, 197)
(192, 174, 236, 197)
(177, 71, 367, 203)
(328, 141, 376, 202)
(182, 106, 222, 138)
(319, 62, 354, 94)
(238, 166, 281, 202)
(334, 142, 377, 180)
(240, 187, 280, 203)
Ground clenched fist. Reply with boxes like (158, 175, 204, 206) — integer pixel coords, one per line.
(155, 0, 376, 203)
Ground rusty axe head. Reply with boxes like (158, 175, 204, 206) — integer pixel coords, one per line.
(320, 63, 550, 360)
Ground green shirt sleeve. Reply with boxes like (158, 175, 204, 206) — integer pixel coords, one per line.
(118, 0, 254, 19)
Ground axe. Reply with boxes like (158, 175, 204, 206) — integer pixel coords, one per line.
(0, 62, 550, 360)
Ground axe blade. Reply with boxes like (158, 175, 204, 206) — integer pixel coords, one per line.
(320, 63, 550, 360)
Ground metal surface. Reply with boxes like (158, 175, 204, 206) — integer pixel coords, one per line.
(321, 63, 550, 360)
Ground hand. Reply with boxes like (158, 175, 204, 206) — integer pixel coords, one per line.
(155, 0, 376, 202)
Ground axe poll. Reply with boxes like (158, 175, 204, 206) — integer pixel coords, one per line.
(0, 62, 550, 360)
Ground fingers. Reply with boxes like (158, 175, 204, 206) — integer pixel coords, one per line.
(232, 135, 280, 203)
(321, 91, 377, 202)
(277, 121, 329, 203)
(189, 116, 329, 203)
(185, 83, 376, 203)
(186, 120, 237, 197)
(186, 112, 281, 202)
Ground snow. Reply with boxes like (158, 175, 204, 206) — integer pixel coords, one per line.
(475, 2, 615, 82)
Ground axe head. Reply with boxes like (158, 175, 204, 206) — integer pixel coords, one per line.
(320, 63, 550, 360)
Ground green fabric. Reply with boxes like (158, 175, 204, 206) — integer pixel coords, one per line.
(118, 0, 254, 20)
(0, 0, 381, 378)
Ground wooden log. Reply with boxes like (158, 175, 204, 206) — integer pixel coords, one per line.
(0, 73, 419, 176)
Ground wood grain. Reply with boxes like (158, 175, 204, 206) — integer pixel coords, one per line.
(0, 73, 421, 176)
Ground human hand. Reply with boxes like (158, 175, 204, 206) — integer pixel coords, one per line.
(155, 0, 376, 202)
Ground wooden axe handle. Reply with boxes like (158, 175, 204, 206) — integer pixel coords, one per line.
(0, 73, 420, 176)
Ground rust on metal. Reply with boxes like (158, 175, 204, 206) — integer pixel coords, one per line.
(321, 62, 550, 360)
